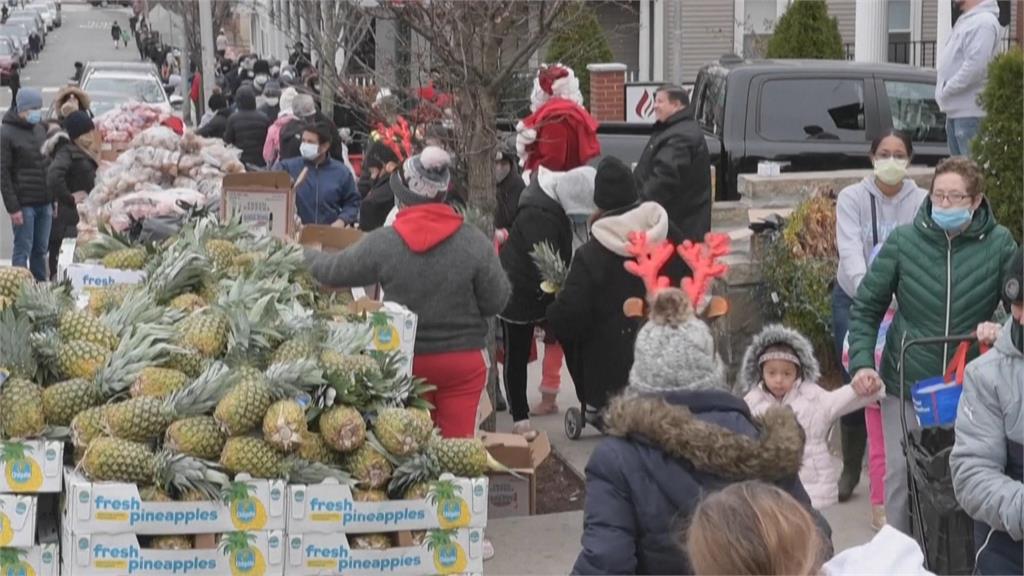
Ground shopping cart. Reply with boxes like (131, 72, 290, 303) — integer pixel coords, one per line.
(898, 334, 978, 576)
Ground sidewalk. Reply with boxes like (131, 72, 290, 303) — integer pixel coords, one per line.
(485, 353, 877, 574)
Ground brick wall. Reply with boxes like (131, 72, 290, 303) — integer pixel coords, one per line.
(587, 63, 626, 122)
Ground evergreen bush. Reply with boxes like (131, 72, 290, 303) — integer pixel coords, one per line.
(765, 0, 844, 60)
(545, 5, 614, 107)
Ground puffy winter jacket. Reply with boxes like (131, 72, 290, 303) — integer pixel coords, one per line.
(276, 156, 360, 226)
(572, 390, 832, 575)
(848, 198, 1018, 397)
(43, 131, 96, 228)
(742, 325, 883, 509)
(494, 144, 524, 231)
(197, 108, 230, 140)
(951, 318, 1023, 574)
(0, 107, 49, 214)
(547, 203, 689, 412)
(633, 107, 711, 241)
(224, 87, 270, 167)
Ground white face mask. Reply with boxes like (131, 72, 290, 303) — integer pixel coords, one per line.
(300, 142, 320, 161)
(873, 157, 908, 186)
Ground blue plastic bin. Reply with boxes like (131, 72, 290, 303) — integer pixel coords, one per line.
(911, 375, 963, 428)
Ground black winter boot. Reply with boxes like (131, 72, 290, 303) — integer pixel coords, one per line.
(838, 412, 867, 502)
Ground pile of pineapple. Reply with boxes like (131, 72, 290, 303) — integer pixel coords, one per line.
(0, 215, 502, 551)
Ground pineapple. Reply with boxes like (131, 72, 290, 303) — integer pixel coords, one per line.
(205, 239, 241, 270)
(353, 489, 388, 502)
(163, 350, 207, 378)
(262, 399, 308, 452)
(139, 485, 173, 502)
(403, 482, 431, 500)
(101, 247, 148, 270)
(0, 266, 33, 299)
(0, 295, 11, 311)
(105, 363, 231, 441)
(131, 368, 190, 398)
(177, 311, 230, 358)
(320, 350, 379, 383)
(58, 310, 119, 350)
(80, 437, 229, 499)
(0, 308, 38, 381)
(214, 361, 324, 436)
(168, 293, 206, 313)
(0, 378, 45, 438)
(56, 340, 111, 380)
(374, 408, 434, 457)
(42, 379, 103, 426)
(272, 337, 318, 365)
(86, 284, 136, 316)
(350, 533, 392, 550)
(319, 405, 366, 453)
(296, 431, 341, 466)
(346, 443, 392, 489)
(226, 252, 258, 277)
(71, 405, 110, 449)
(165, 416, 226, 461)
(218, 437, 284, 479)
(428, 436, 492, 477)
(151, 535, 193, 550)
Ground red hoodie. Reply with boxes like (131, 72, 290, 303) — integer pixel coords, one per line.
(392, 204, 463, 253)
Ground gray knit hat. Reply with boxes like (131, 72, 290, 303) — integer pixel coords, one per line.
(628, 289, 726, 394)
(393, 146, 451, 207)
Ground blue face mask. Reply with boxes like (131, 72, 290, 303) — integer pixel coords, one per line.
(25, 110, 41, 125)
(931, 206, 973, 231)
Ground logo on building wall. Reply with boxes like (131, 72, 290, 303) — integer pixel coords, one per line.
(625, 83, 662, 124)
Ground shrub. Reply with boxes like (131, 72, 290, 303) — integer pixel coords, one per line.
(765, 0, 844, 60)
(545, 5, 614, 107)
(761, 191, 839, 375)
(972, 49, 1023, 243)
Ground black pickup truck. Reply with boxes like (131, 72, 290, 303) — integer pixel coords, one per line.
(597, 57, 949, 201)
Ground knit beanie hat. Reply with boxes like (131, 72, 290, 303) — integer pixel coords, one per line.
(628, 289, 725, 394)
(393, 146, 451, 207)
(208, 93, 227, 111)
(63, 111, 95, 141)
(16, 88, 42, 113)
(594, 156, 639, 211)
(292, 93, 316, 119)
(263, 79, 282, 99)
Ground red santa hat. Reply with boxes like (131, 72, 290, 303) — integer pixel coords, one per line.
(530, 63, 583, 112)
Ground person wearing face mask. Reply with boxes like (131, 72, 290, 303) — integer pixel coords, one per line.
(493, 140, 524, 233)
(274, 122, 359, 227)
(224, 86, 270, 168)
(44, 111, 98, 280)
(1, 88, 51, 281)
(832, 131, 927, 525)
(257, 80, 282, 120)
(357, 139, 403, 231)
(848, 156, 1019, 535)
(950, 247, 1024, 576)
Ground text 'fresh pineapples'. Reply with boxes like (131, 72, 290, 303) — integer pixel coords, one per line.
(0, 441, 63, 493)
(0, 544, 58, 576)
(64, 530, 284, 576)
(286, 528, 484, 576)
(0, 494, 37, 547)
(64, 469, 287, 535)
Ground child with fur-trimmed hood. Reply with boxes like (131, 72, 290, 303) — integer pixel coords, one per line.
(742, 325, 883, 509)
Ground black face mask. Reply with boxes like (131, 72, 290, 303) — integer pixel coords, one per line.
(1012, 318, 1023, 354)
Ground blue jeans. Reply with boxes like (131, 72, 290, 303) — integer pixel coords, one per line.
(11, 204, 52, 281)
(946, 117, 981, 156)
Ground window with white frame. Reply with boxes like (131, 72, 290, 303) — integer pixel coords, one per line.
(888, 0, 912, 64)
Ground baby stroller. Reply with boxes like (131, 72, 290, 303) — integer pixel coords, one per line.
(899, 334, 979, 575)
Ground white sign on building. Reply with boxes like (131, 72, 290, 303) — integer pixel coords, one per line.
(625, 83, 661, 123)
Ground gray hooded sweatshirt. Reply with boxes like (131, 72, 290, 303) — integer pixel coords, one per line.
(935, 0, 1003, 119)
(836, 176, 927, 299)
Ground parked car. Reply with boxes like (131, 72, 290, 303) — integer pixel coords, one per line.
(24, 4, 53, 31)
(0, 29, 27, 66)
(81, 70, 171, 108)
(77, 60, 161, 86)
(0, 37, 18, 85)
(592, 58, 948, 201)
(6, 15, 44, 49)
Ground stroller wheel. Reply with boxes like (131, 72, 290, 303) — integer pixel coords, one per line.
(565, 407, 583, 440)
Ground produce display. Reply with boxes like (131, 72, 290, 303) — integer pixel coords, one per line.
(79, 126, 246, 239)
(94, 102, 174, 145)
(0, 214, 504, 553)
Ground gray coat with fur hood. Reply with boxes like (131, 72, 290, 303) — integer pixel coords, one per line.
(573, 388, 832, 575)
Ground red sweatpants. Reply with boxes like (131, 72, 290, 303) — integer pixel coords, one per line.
(413, 349, 488, 438)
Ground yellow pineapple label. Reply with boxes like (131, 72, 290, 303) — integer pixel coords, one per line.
(0, 441, 61, 493)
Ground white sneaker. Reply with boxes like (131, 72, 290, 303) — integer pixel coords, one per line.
(482, 538, 495, 561)
(512, 420, 538, 440)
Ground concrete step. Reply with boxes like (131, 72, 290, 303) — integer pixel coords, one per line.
(738, 166, 935, 203)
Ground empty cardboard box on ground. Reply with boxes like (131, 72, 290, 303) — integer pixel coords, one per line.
(482, 432, 552, 518)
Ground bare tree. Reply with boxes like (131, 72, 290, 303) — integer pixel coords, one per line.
(149, 0, 237, 66)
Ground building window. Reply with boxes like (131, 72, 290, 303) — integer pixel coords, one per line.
(758, 79, 866, 142)
(888, 0, 912, 64)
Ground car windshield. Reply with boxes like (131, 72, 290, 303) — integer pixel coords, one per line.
(85, 76, 165, 104)
(0, 43, 11, 56)
(91, 96, 132, 117)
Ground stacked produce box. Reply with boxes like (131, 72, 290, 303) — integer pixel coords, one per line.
(0, 211, 494, 575)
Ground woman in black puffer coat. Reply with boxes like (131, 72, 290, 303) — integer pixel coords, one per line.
(45, 111, 97, 279)
(224, 86, 270, 168)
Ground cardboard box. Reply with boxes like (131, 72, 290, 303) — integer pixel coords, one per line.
(0, 440, 63, 494)
(482, 432, 552, 518)
(287, 475, 487, 535)
(345, 299, 418, 377)
(221, 172, 296, 240)
(65, 263, 146, 296)
(285, 528, 484, 576)
(64, 469, 287, 535)
(64, 530, 285, 576)
(298, 225, 379, 299)
(0, 494, 38, 547)
(0, 544, 59, 576)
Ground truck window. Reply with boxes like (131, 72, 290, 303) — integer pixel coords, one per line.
(883, 80, 946, 144)
(758, 79, 866, 142)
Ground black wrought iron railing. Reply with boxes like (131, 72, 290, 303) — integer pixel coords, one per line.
(844, 36, 1019, 68)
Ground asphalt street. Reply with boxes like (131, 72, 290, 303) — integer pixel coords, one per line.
(1, 1, 136, 259)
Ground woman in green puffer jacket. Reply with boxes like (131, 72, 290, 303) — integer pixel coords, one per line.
(848, 156, 1019, 534)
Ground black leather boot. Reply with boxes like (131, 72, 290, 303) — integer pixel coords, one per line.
(838, 413, 867, 502)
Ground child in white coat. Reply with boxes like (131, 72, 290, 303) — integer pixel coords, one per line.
(742, 325, 883, 509)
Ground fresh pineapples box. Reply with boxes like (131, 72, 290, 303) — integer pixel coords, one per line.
(334, 300, 418, 377)
(287, 474, 487, 534)
(0, 440, 64, 494)
(0, 494, 38, 547)
(64, 468, 287, 535)
(64, 529, 285, 576)
(0, 544, 59, 576)
(285, 527, 484, 576)
(66, 263, 147, 297)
